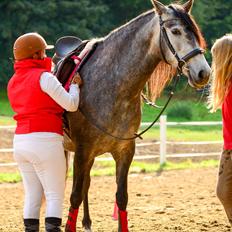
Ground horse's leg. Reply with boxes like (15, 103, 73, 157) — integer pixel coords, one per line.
(65, 149, 94, 232)
(64, 150, 70, 180)
(82, 159, 94, 232)
(82, 193, 92, 231)
(113, 142, 135, 232)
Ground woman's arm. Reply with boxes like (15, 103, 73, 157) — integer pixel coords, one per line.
(78, 40, 96, 60)
(40, 72, 80, 112)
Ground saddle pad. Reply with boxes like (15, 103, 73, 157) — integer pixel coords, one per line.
(53, 41, 89, 87)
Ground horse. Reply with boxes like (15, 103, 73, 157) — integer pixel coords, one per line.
(64, 0, 211, 231)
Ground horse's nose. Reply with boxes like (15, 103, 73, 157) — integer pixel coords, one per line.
(198, 69, 210, 81)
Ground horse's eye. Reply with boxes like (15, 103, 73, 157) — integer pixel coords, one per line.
(171, 29, 181, 35)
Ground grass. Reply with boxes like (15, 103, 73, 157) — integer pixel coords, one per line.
(139, 125, 222, 141)
(0, 116, 15, 125)
(141, 94, 223, 141)
(89, 159, 219, 176)
(0, 89, 14, 117)
(0, 88, 222, 121)
(0, 89, 223, 140)
(0, 88, 222, 183)
(0, 159, 219, 183)
(142, 97, 222, 122)
(0, 172, 21, 183)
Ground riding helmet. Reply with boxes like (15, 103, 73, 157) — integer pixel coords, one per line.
(13, 32, 54, 60)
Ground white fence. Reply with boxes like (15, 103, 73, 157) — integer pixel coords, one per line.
(0, 116, 223, 166)
(155, 115, 222, 164)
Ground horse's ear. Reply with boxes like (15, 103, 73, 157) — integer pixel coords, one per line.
(182, 0, 194, 13)
(151, 0, 168, 15)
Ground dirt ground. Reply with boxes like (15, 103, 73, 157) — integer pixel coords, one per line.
(0, 168, 231, 232)
(1, 128, 230, 231)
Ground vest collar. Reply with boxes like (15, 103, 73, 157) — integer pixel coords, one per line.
(14, 57, 52, 72)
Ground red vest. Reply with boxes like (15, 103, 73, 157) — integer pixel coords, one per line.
(7, 58, 64, 135)
(222, 87, 232, 150)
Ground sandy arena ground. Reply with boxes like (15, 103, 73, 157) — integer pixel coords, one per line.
(0, 168, 231, 232)
(1, 128, 230, 231)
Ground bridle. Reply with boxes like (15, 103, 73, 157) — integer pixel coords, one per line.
(77, 8, 205, 141)
(159, 6, 205, 74)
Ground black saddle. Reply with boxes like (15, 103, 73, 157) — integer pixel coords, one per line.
(53, 36, 98, 87)
(52, 36, 83, 65)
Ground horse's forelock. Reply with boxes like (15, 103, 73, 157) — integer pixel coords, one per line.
(169, 4, 206, 49)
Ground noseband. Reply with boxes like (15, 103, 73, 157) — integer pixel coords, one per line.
(159, 7, 204, 73)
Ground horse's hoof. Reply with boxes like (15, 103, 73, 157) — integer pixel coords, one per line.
(84, 229, 92, 232)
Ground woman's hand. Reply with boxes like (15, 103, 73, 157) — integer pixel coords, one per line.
(71, 73, 82, 86)
(78, 40, 96, 60)
(85, 40, 96, 51)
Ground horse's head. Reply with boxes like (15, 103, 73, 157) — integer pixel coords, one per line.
(151, 0, 211, 88)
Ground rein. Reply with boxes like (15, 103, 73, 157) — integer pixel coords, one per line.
(77, 10, 204, 141)
(79, 75, 179, 141)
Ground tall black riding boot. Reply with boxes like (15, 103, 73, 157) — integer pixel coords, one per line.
(45, 217, 62, 232)
(24, 219, 39, 232)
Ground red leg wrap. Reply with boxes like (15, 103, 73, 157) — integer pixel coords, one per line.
(112, 201, 119, 220)
(119, 210, 128, 232)
(65, 207, 79, 232)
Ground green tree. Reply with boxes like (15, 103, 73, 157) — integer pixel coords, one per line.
(193, 0, 232, 47)
(0, 0, 107, 86)
(0, 0, 231, 87)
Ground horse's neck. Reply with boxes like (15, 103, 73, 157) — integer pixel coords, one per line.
(102, 11, 161, 97)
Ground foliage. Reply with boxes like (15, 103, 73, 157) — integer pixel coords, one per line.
(0, 0, 108, 87)
(0, 0, 231, 88)
(167, 102, 193, 120)
(0, 89, 14, 116)
(193, 0, 232, 47)
(142, 94, 222, 122)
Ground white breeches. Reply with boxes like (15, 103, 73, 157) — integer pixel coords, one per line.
(13, 133, 66, 219)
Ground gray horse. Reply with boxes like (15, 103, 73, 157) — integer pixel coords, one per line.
(64, 0, 211, 231)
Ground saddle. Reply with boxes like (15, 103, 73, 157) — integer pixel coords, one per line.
(52, 36, 98, 151)
(53, 36, 98, 89)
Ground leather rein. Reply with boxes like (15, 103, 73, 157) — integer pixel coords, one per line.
(78, 10, 205, 141)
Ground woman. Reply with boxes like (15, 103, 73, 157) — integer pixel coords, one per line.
(208, 34, 232, 225)
(7, 32, 93, 232)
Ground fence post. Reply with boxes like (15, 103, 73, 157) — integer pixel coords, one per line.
(160, 115, 167, 165)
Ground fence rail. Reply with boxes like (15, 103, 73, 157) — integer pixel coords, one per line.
(141, 121, 222, 126)
(0, 120, 223, 130)
(0, 117, 222, 166)
(0, 125, 16, 129)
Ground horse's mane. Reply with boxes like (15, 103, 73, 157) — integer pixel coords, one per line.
(104, 10, 155, 44)
(148, 4, 206, 101)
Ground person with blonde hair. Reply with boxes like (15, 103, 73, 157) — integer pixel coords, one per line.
(208, 34, 232, 225)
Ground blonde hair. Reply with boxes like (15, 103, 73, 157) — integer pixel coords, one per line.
(208, 34, 232, 112)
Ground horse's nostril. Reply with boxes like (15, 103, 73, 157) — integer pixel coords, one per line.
(198, 70, 208, 80)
